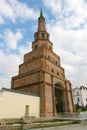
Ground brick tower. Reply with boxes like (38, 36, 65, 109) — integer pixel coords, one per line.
(11, 9, 75, 116)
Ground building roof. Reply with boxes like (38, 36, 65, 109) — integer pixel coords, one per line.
(2, 88, 39, 97)
(73, 86, 87, 91)
(40, 8, 43, 17)
(80, 86, 87, 90)
(73, 87, 79, 90)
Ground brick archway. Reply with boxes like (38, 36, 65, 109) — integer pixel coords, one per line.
(54, 82, 65, 114)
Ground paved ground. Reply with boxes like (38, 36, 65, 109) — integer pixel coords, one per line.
(31, 124, 87, 130)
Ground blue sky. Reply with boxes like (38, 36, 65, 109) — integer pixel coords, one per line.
(0, 0, 87, 88)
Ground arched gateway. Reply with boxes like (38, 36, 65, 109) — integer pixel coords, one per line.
(11, 9, 75, 116)
(55, 83, 64, 114)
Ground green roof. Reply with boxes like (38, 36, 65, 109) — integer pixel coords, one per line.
(40, 8, 43, 17)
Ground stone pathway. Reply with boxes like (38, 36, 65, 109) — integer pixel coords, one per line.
(31, 124, 87, 130)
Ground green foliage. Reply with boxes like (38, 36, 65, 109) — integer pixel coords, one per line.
(75, 103, 87, 114)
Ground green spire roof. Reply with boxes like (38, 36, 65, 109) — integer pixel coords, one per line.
(40, 8, 43, 17)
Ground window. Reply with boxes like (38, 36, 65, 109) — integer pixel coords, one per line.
(57, 71, 59, 75)
(56, 61, 58, 64)
(77, 97, 80, 102)
(42, 33, 44, 38)
(86, 98, 87, 102)
(51, 68, 54, 73)
(47, 34, 49, 39)
(32, 56, 35, 59)
(48, 55, 50, 60)
(77, 92, 79, 95)
(35, 45, 38, 49)
(49, 46, 52, 50)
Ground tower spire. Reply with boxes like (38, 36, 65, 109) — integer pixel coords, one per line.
(33, 8, 50, 43)
(40, 8, 43, 17)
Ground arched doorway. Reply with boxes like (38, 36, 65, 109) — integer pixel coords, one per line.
(55, 83, 64, 114)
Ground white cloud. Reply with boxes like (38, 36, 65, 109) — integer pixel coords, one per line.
(43, 0, 87, 28)
(47, 22, 87, 87)
(0, 76, 9, 88)
(8, 0, 38, 21)
(0, 0, 38, 24)
(0, 41, 32, 88)
(0, 0, 87, 89)
(0, 15, 5, 24)
(0, 49, 22, 88)
(43, 0, 62, 14)
(0, 0, 15, 23)
(43, 0, 87, 87)
(18, 41, 32, 55)
(1, 29, 23, 50)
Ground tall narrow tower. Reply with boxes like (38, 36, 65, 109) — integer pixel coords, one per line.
(11, 9, 75, 116)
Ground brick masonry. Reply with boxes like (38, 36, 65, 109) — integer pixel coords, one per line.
(11, 10, 75, 116)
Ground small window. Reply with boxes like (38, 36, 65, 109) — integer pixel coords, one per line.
(51, 68, 54, 73)
(48, 55, 50, 59)
(57, 71, 59, 75)
(49, 46, 52, 50)
(77, 97, 80, 102)
(77, 92, 79, 95)
(32, 56, 35, 59)
(35, 45, 38, 49)
(56, 61, 57, 64)
(42, 33, 44, 38)
(47, 34, 49, 39)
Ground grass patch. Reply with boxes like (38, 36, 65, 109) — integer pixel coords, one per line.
(6, 121, 27, 125)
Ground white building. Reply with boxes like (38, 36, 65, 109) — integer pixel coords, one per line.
(73, 86, 87, 107)
(0, 88, 40, 119)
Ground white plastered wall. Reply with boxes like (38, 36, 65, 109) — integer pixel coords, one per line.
(0, 90, 40, 119)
